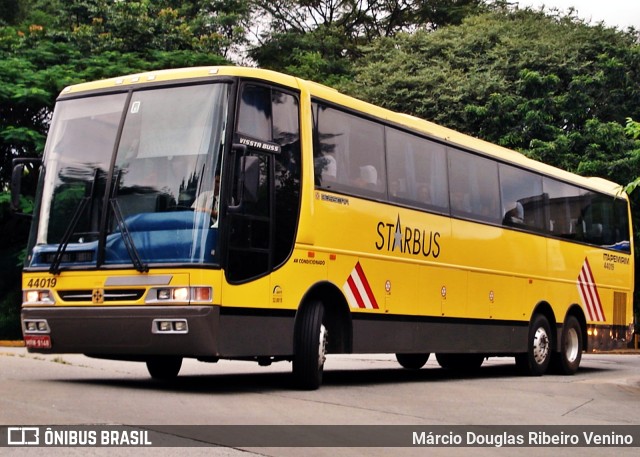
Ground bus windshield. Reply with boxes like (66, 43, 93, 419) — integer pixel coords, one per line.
(26, 83, 229, 270)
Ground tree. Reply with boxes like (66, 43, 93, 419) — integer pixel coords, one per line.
(251, 0, 485, 38)
(623, 118, 640, 194)
(345, 6, 640, 326)
(0, 0, 30, 25)
(345, 7, 640, 186)
(0, 0, 240, 191)
(0, 0, 241, 338)
(248, 0, 486, 83)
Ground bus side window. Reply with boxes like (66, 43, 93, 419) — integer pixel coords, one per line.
(386, 127, 448, 212)
(499, 164, 545, 231)
(312, 102, 385, 197)
(449, 148, 500, 224)
(543, 178, 581, 239)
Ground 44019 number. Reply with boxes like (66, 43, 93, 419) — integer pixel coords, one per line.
(26, 277, 57, 288)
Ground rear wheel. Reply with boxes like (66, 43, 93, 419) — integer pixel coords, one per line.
(146, 356, 182, 380)
(293, 301, 327, 390)
(396, 353, 430, 370)
(516, 314, 552, 376)
(551, 315, 583, 375)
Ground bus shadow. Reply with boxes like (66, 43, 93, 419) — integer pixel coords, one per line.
(62, 362, 609, 394)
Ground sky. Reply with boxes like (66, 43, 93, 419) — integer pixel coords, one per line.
(514, 0, 640, 30)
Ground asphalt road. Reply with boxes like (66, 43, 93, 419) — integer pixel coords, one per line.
(1, 347, 639, 456)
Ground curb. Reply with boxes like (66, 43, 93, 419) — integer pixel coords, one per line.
(0, 341, 25, 347)
(1, 341, 638, 352)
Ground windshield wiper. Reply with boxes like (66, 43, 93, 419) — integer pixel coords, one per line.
(49, 169, 102, 274)
(109, 198, 149, 273)
(49, 197, 90, 275)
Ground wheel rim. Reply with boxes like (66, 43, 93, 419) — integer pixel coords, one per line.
(564, 327, 580, 363)
(532, 326, 550, 365)
(318, 324, 328, 368)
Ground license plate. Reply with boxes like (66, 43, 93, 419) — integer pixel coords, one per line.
(24, 335, 51, 349)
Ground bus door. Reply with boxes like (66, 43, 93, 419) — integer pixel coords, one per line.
(225, 147, 273, 283)
(222, 82, 302, 305)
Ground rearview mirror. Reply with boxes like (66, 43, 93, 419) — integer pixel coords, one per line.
(11, 163, 25, 211)
(11, 158, 41, 214)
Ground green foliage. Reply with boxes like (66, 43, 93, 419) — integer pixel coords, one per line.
(249, 25, 353, 86)
(625, 118, 640, 140)
(0, 0, 240, 338)
(623, 119, 640, 194)
(346, 7, 640, 328)
(0, 0, 233, 191)
(0, 0, 29, 25)
(0, 192, 30, 339)
(346, 8, 640, 186)
(249, 0, 486, 83)
(3, 1, 640, 338)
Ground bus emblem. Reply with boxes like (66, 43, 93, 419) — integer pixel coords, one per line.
(92, 289, 104, 304)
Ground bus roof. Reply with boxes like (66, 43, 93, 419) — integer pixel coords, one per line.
(59, 66, 301, 95)
(60, 65, 625, 198)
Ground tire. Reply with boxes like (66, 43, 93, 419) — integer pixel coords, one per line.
(516, 314, 552, 376)
(436, 353, 484, 371)
(146, 356, 182, 380)
(396, 353, 430, 370)
(293, 301, 327, 390)
(551, 315, 583, 375)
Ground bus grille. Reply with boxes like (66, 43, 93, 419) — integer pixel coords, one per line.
(613, 292, 627, 325)
(58, 289, 145, 303)
(41, 251, 95, 264)
(612, 291, 627, 340)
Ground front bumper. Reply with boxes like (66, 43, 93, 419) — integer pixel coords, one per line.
(21, 305, 220, 358)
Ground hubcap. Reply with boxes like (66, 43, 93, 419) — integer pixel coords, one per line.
(564, 327, 579, 363)
(318, 324, 328, 368)
(532, 326, 550, 365)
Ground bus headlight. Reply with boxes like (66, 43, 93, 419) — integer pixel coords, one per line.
(173, 287, 189, 301)
(24, 290, 54, 305)
(148, 287, 212, 304)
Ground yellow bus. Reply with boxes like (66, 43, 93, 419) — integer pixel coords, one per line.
(15, 66, 634, 389)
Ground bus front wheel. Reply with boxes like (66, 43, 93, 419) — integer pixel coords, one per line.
(516, 314, 552, 376)
(293, 301, 327, 390)
(146, 356, 183, 380)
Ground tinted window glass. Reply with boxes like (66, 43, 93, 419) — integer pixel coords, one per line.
(386, 128, 449, 211)
(543, 178, 582, 239)
(237, 85, 272, 141)
(449, 149, 501, 223)
(228, 84, 301, 282)
(313, 103, 386, 197)
(578, 191, 608, 245)
(613, 198, 631, 251)
(499, 164, 545, 231)
(577, 191, 629, 250)
(272, 91, 301, 267)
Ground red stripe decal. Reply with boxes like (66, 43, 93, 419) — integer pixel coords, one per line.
(355, 262, 379, 309)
